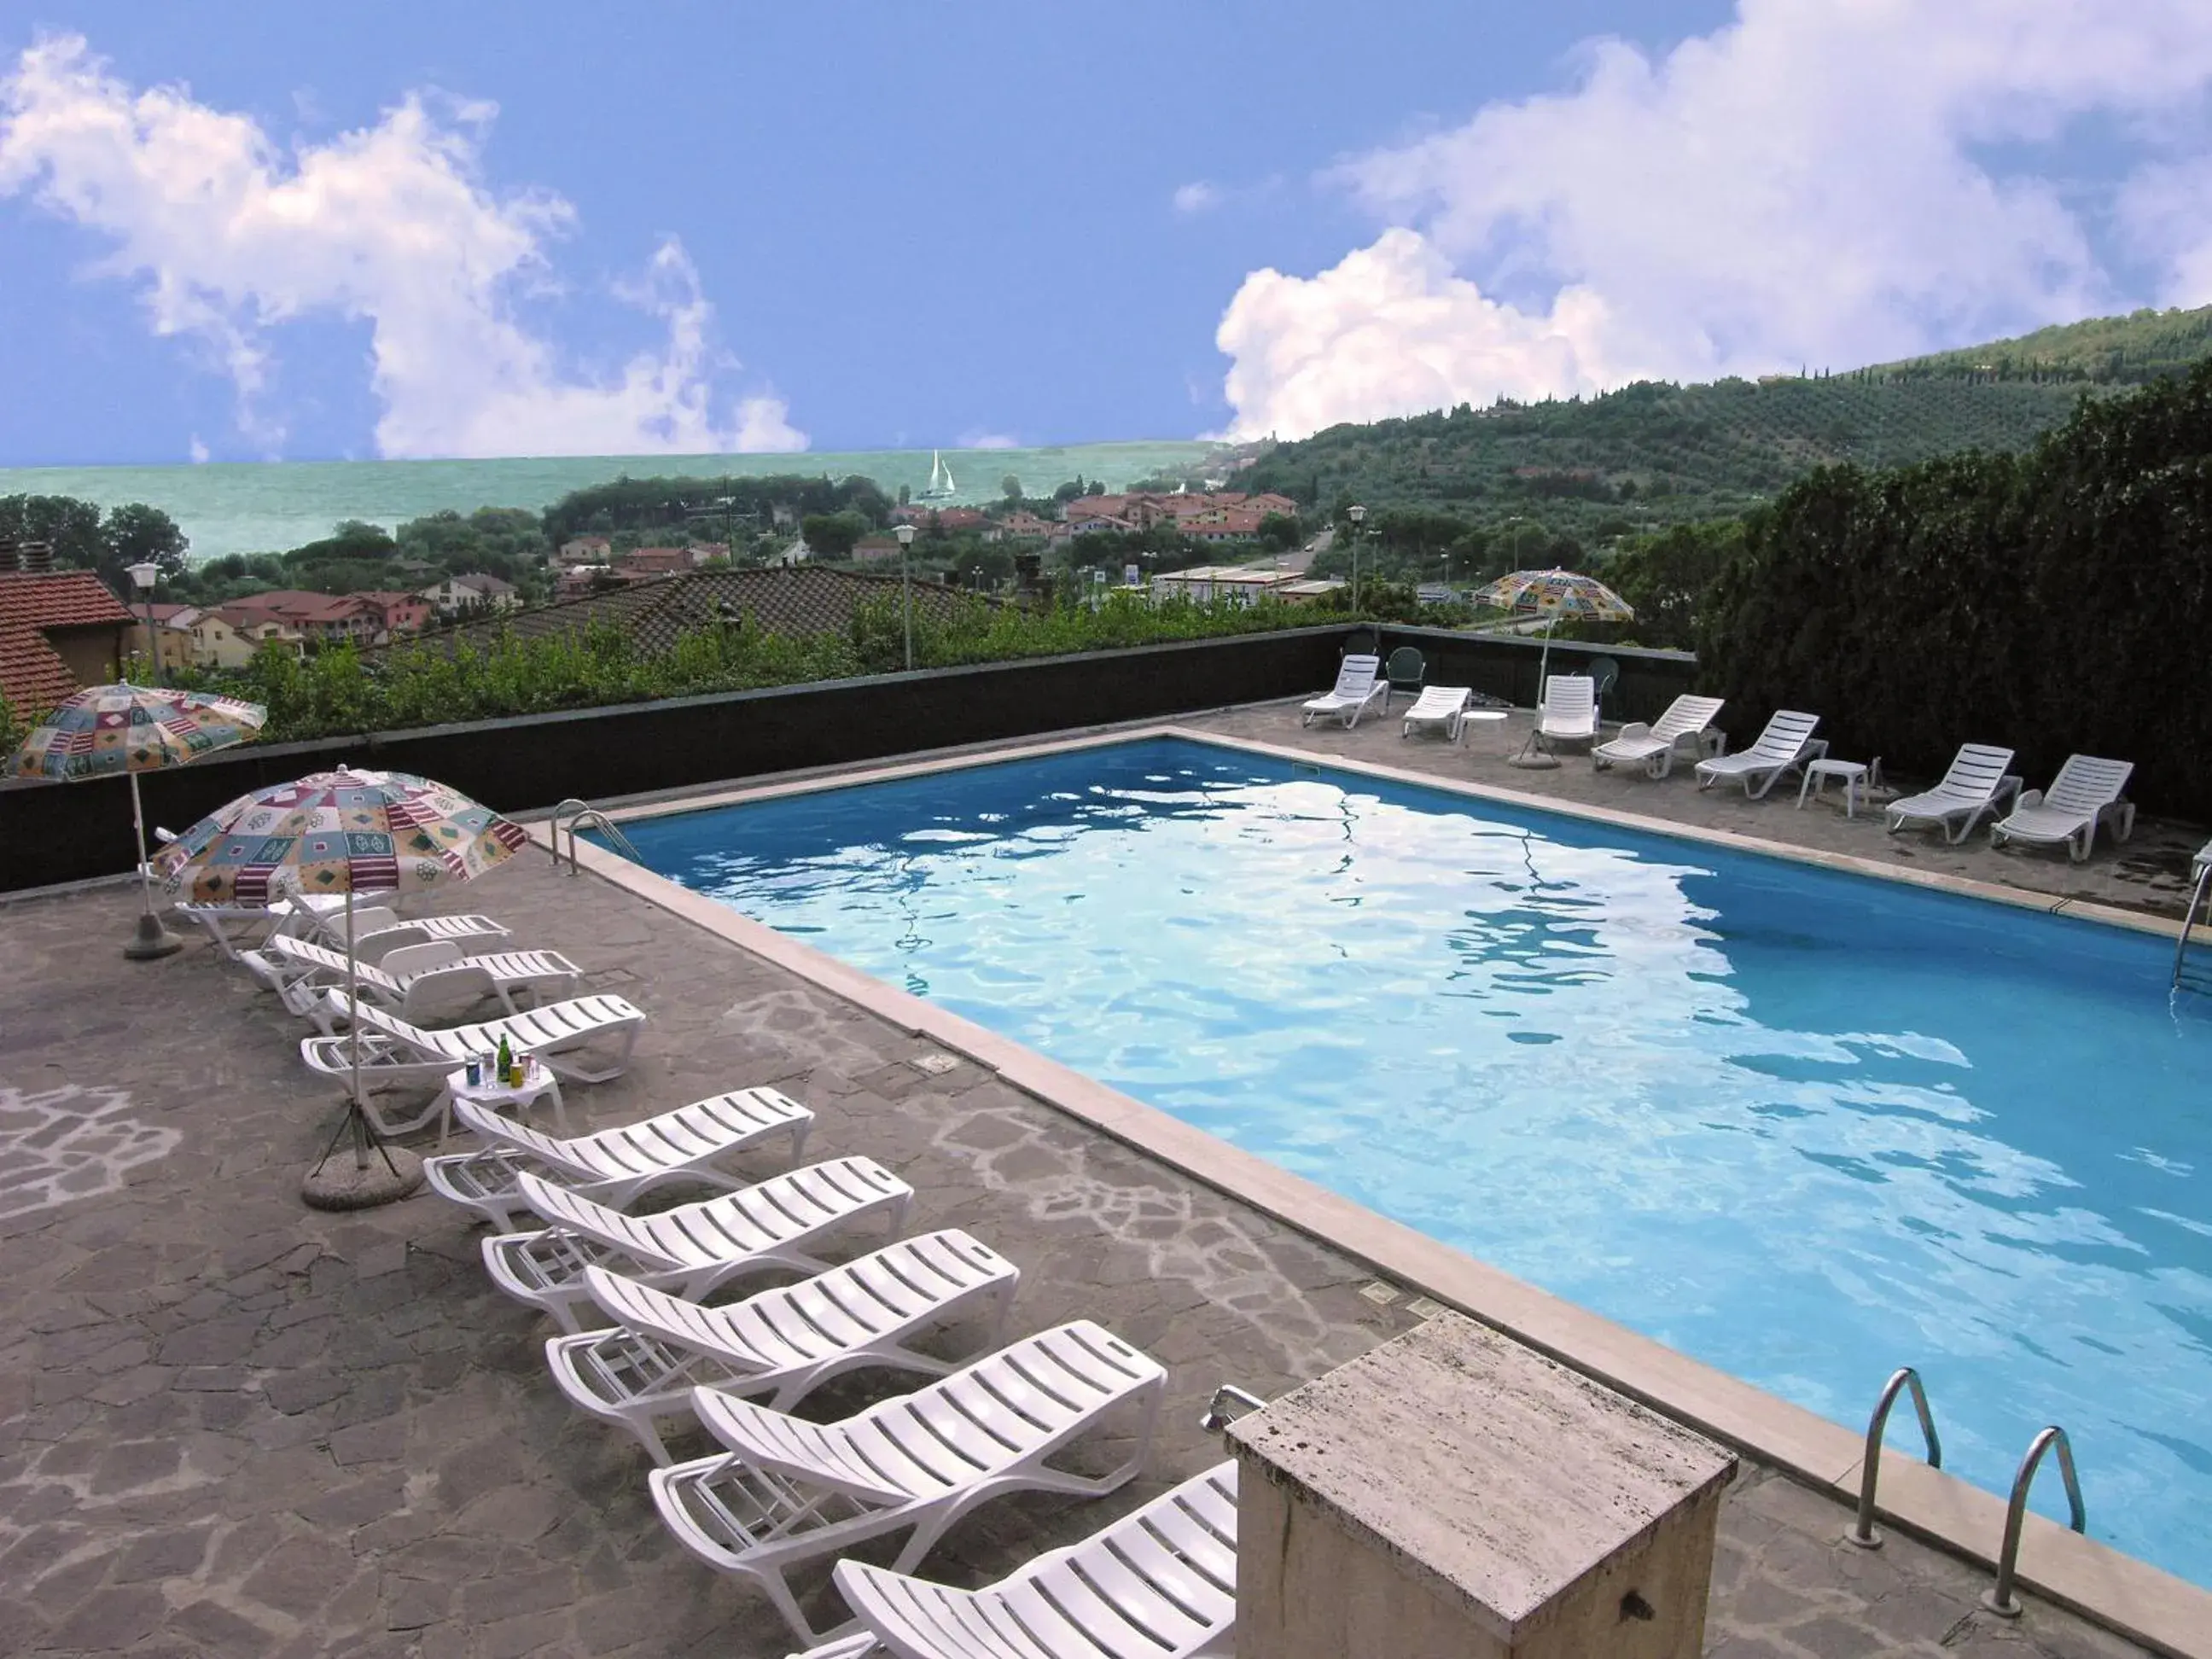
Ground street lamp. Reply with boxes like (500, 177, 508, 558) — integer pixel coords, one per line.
(126, 561, 161, 684)
(894, 523, 916, 671)
(970, 565, 982, 593)
(1347, 504, 1365, 611)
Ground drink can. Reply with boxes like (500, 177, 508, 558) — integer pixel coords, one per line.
(465, 1057, 481, 1088)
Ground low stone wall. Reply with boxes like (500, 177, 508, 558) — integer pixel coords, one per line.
(0, 626, 1350, 894)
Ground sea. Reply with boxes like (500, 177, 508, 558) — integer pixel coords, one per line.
(0, 441, 1223, 562)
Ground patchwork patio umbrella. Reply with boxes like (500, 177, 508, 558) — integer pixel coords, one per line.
(6, 682, 268, 960)
(151, 768, 532, 1188)
(1471, 568, 1636, 712)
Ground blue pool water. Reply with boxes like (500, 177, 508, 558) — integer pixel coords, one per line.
(614, 737, 2212, 1586)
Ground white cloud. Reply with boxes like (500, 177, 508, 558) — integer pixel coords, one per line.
(1173, 180, 1220, 215)
(1216, 0, 2212, 439)
(0, 36, 806, 458)
(957, 429, 1019, 450)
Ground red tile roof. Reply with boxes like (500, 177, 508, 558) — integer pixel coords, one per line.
(0, 572, 135, 717)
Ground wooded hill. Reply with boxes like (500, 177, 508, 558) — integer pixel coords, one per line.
(1230, 304, 2212, 539)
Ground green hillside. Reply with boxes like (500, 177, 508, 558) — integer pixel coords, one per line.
(1230, 304, 2212, 542)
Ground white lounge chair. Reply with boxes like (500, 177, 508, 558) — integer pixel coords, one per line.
(169, 892, 352, 963)
(798, 1461, 1239, 1659)
(1884, 744, 2022, 843)
(1400, 685, 1474, 742)
(297, 992, 646, 1138)
(483, 1159, 913, 1333)
(423, 1086, 815, 1231)
(1519, 675, 1597, 760)
(1301, 655, 1388, 729)
(1694, 710, 1825, 798)
(651, 1321, 1166, 1644)
(1592, 695, 1726, 779)
(253, 934, 583, 1032)
(546, 1230, 1019, 1463)
(1990, 755, 2136, 862)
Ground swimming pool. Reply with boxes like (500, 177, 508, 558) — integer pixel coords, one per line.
(612, 736, 2212, 1587)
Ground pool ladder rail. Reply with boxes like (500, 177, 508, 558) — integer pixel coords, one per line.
(548, 798, 643, 875)
(1846, 1366, 2086, 1619)
(2173, 840, 2212, 992)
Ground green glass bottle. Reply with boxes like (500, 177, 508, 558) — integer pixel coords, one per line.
(496, 1033, 513, 1086)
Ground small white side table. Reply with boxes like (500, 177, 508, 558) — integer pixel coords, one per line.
(443, 1058, 567, 1144)
(1798, 757, 1876, 818)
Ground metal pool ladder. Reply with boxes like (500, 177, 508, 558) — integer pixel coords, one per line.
(1846, 1366, 1942, 1550)
(550, 798, 642, 874)
(1982, 1426, 2086, 1618)
(2174, 841, 2212, 991)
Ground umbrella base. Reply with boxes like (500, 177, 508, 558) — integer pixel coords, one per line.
(124, 911, 184, 959)
(1507, 753, 1563, 770)
(303, 1144, 424, 1210)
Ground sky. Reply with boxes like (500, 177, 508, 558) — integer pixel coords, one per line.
(2, 0, 2209, 468)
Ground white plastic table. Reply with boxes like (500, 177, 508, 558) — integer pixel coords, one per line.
(445, 1058, 567, 1139)
(1797, 757, 1871, 818)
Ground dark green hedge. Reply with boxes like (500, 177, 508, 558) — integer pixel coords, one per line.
(1701, 361, 2212, 818)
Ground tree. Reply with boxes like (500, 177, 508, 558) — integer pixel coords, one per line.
(98, 504, 190, 586)
(1256, 513, 1301, 553)
(1001, 473, 1023, 503)
(799, 511, 866, 560)
(0, 493, 105, 571)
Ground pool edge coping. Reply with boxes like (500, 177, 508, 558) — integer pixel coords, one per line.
(542, 727, 2212, 1659)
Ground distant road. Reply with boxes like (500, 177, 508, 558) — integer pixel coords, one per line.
(1240, 526, 1329, 576)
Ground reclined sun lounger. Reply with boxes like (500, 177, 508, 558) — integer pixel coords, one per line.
(1989, 754, 2135, 862)
(254, 934, 583, 1032)
(1517, 674, 1597, 760)
(546, 1230, 1018, 1462)
(482, 1159, 912, 1333)
(1301, 655, 1388, 730)
(651, 1320, 1167, 1644)
(1883, 743, 2021, 843)
(1592, 694, 1726, 779)
(171, 892, 346, 963)
(422, 1087, 815, 1231)
(297, 992, 646, 1137)
(1693, 709, 1824, 799)
(1400, 684, 1474, 742)
(793, 1461, 1239, 1659)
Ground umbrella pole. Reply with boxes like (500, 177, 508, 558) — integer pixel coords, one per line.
(123, 770, 183, 960)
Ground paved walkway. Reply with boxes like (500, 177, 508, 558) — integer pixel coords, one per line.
(0, 743, 2171, 1656)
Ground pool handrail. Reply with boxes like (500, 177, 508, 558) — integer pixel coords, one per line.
(2174, 842, 2212, 990)
(1847, 1365, 1942, 1549)
(550, 799, 642, 874)
(1982, 1425, 2086, 1618)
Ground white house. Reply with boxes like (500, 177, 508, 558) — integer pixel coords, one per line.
(422, 573, 522, 615)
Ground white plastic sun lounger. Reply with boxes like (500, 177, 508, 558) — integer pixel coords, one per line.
(170, 892, 350, 962)
(254, 934, 584, 1032)
(1518, 675, 1597, 760)
(546, 1230, 1019, 1463)
(1989, 754, 2136, 862)
(651, 1320, 1167, 1644)
(297, 992, 646, 1137)
(422, 1086, 816, 1231)
(482, 1158, 913, 1333)
(795, 1461, 1239, 1659)
(1592, 694, 1726, 779)
(1400, 684, 1474, 742)
(1883, 743, 2022, 843)
(1301, 654, 1388, 729)
(1694, 710, 1825, 799)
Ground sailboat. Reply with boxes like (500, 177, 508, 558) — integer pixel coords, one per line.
(921, 449, 956, 500)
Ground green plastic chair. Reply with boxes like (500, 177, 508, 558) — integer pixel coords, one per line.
(1383, 647, 1426, 709)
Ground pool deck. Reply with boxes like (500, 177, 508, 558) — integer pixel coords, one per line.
(0, 702, 2201, 1658)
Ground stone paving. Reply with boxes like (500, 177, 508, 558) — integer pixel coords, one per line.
(0, 744, 2178, 1656)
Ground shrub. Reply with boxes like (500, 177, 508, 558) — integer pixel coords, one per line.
(1701, 359, 2212, 812)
